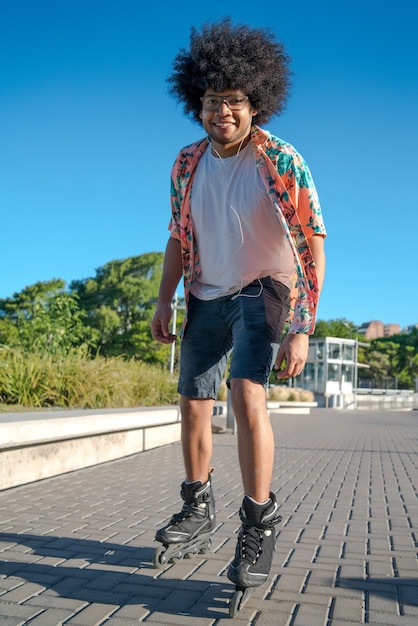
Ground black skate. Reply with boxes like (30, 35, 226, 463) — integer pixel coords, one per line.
(227, 493, 282, 617)
(153, 476, 216, 568)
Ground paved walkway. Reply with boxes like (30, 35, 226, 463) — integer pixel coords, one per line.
(1, 408, 418, 625)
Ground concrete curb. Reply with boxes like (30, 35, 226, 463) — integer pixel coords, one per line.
(0, 407, 181, 491)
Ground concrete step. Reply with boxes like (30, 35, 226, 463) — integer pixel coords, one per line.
(0, 407, 181, 491)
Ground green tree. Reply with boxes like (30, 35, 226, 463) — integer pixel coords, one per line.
(17, 293, 91, 357)
(70, 252, 172, 362)
(313, 317, 359, 339)
(0, 279, 67, 321)
(367, 331, 418, 389)
(0, 318, 20, 348)
(0, 280, 91, 357)
(0, 254, 185, 366)
(364, 349, 392, 385)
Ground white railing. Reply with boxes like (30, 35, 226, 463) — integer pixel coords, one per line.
(355, 389, 416, 410)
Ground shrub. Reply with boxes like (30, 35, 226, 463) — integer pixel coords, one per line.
(267, 386, 314, 402)
(0, 347, 178, 409)
(215, 382, 314, 403)
(217, 380, 228, 401)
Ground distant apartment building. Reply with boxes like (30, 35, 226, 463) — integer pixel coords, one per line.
(357, 320, 401, 340)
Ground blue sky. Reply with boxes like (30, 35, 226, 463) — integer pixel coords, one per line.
(1, 0, 417, 330)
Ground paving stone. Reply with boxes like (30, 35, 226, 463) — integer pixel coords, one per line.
(291, 601, 330, 626)
(0, 601, 43, 620)
(110, 599, 160, 621)
(91, 617, 132, 626)
(25, 608, 80, 625)
(24, 594, 88, 613)
(142, 612, 216, 625)
(0, 618, 26, 626)
(63, 602, 118, 624)
(251, 609, 294, 626)
(367, 613, 418, 626)
(0, 582, 45, 604)
(1, 409, 418, 624)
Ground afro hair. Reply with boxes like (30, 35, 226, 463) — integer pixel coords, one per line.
(168, 18, 292, 126)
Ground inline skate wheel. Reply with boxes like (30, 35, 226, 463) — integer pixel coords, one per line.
(229, 588, 244, 618)
(152, 545, 168, 569)
(169, 553, 183, 564)
(185, 546, 198, 559)
(199, 538, 212, 554)
(229, 587, 254, 618)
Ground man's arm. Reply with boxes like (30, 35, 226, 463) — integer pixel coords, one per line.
(308, 234, 326, 293)
(151, 237, 183, 344)
(275, 235, 326, 378)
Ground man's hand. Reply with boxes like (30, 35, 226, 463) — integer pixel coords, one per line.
(275, 333, 309, 379)
(151, 304, 177, 344)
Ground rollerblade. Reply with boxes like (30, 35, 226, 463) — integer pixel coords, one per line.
(227, 493, 282, 617)
(153, 475, 216, 568)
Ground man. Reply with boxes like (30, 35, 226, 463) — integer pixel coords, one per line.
(151, 19, 326, 592)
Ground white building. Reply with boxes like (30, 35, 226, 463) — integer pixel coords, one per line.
(294, 336, 362, 409)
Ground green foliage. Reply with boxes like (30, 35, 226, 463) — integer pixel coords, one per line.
(0, 318, 19, 347)
(0, 253, 184, 409)
(18, 293, 92, 357)
(0, 253, 181, 365)
(0, 280, 91, 357)
(0, 347, 178, 409)
(364, 331, 418, 389)
(313, 318, 359, 339)
(70, 252, 173, 362)
(364, 348, 392, 383)
(0, 279, 67, 320)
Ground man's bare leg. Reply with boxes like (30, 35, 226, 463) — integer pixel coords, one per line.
(230, 378, 274, 503)
(180, 396, 215, 482)
(153, 396, 216, 565)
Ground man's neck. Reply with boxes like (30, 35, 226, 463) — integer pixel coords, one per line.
(209, 133, 251, 158)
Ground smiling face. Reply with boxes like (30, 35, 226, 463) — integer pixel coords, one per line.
(199, 88, 257, 157)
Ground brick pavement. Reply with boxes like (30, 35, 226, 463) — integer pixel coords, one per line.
(0, 408, 418, 625)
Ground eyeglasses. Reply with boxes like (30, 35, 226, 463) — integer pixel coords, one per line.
(200, 94, 249, 111)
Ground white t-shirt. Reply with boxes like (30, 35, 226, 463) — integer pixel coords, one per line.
(190, 142, 295, 300)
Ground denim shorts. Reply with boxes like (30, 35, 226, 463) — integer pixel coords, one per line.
(178, 277, 291, 398)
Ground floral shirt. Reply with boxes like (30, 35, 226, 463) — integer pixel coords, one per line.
(169, 125, 326, 335)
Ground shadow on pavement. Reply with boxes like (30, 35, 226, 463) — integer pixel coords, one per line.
(0, 532, 231, 619)
(339, 576, 418, 608)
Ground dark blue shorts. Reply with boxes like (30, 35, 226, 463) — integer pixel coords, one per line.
(178, 277, 291, 399)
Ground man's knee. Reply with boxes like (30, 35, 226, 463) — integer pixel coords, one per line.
(180, 396, 215, 421)
(229, 378, 267, 412)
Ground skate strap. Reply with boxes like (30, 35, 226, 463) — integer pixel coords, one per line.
(239, 508, 282, 531)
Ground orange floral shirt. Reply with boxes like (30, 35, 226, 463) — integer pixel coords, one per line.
(169, 125, 326, 335)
